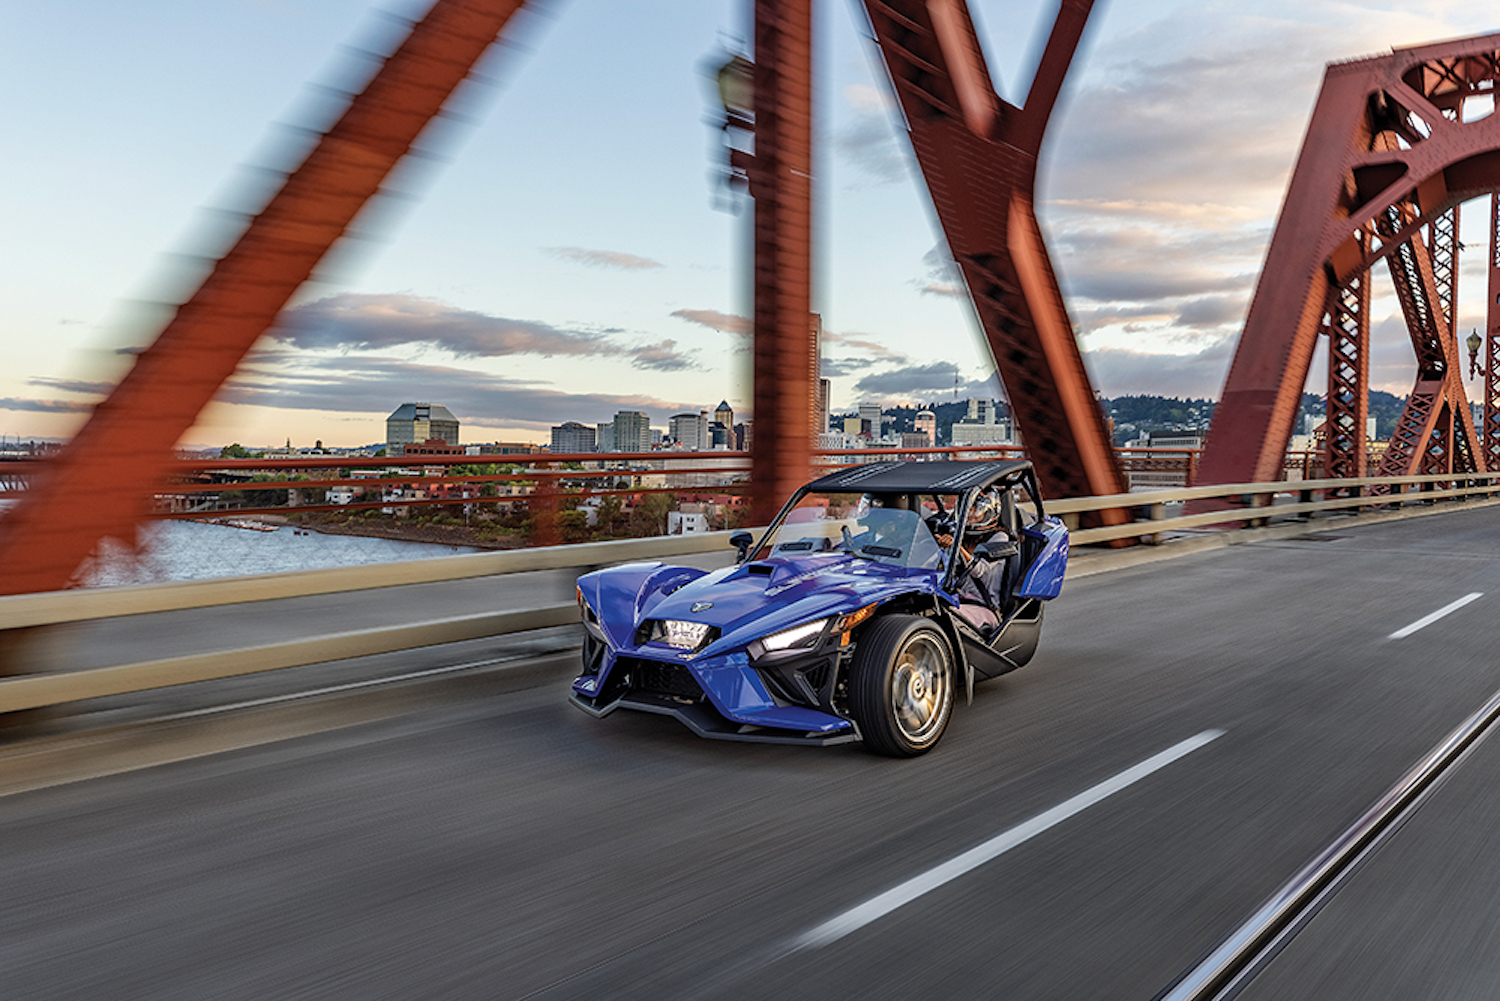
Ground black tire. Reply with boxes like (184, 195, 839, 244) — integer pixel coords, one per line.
(849, 615, 955, 757)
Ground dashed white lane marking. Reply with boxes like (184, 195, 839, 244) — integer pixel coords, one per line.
(1388, 592, 1484, 640)
(790, 729, 1226, 952)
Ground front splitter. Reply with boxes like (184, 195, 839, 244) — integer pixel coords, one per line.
(569, 691, 859, 746)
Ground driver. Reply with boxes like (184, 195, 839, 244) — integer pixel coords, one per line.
(930, 489, 1011, 631)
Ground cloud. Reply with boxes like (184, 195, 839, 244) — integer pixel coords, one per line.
(912, 245, 966, 298)
(854, 362, 966, 396)
(543, 246, 664, 271)
(221, 354, 698, 430)
(820, 357, 876, 378)
(848, 361, 1004, 403)
(1083, 341, 1238, 399)
(920, 282, 965, 298)
(630, 339, 696, 372)
(1047, 15, 1349, 210)
(1050, 224, 1261, 303)
(671, 308, 750, 335)
(273, 293, 698, 371)
(1172, 295, 1245, 328)
(27, 377, 115, 397)
(0, 397, 94, 413)
(823, 329, 907, 361)
(1369, 311, 1420, 395)
(833, 84, 910, 186)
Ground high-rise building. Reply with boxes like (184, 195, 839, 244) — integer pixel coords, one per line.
(915, 410, 936, 447)
(951, 420, 1013, 446)
(612, 410, 651, 453)
(714, 400, 734, 432)
(966, 398, 998, 425)
(809, 315, 823, 441)
(386, 403, 459, 456)
(596, 422, 615, 453)
(858, 402, 882, 437)
(669, 411, 710, 451)
(550, 421, 596, 454)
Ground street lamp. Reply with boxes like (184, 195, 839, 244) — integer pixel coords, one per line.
(715, 53, 754, 121)
(1468, 328, 1488, 380)
(713, 52, 755, 196)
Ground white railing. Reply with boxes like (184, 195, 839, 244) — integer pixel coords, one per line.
(3, 470, 1499, 713)
(1047, 472, 1500, 545)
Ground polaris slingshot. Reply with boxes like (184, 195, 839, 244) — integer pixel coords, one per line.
(569, 460, 1069, 756)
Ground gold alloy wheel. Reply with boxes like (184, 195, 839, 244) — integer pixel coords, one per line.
(890, 633, 951, 744)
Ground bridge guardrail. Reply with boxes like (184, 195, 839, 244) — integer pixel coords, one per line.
(0, 530, 745, 630)
(1048, 472, 1500, 544)
(3, 472, 1499, 714)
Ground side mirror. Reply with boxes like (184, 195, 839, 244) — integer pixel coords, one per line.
(730, 530, 753, 561)
(973, 539, 1018, 562)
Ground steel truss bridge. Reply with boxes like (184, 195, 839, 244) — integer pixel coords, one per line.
(6, 5, 1500, 998)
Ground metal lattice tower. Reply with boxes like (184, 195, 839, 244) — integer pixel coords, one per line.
(1324, 265, 1370, 481)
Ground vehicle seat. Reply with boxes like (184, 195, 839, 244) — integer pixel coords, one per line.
(955, 601, 998, 636)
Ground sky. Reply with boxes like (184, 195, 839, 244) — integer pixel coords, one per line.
(2, 0, 1498, 449)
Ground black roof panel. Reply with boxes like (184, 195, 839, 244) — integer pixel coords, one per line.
(805, 459, 1030, 494)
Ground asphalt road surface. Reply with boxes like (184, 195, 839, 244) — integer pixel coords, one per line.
(7, 507, 1500, 999)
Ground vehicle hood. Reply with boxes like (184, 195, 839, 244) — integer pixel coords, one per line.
(579, 555, 936, 657)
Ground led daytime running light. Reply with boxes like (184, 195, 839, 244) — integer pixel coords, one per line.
(761, 618, 829, 652)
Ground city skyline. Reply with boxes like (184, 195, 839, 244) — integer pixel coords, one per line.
(4, 1, 1499, 449)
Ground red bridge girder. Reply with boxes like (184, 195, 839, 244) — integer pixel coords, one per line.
(1485, 194, 1500, 470)
(1200, 34, 1500, 488)
(859, 0, 1126, 509)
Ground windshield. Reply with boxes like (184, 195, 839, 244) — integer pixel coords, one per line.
(755, 492, 946, 570)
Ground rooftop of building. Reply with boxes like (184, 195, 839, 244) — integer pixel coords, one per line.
(387, 402, 459, 422)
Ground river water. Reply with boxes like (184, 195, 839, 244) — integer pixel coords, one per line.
(81, 520, 480, 587)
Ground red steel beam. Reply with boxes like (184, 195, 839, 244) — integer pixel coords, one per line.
(1375, 208, 1481, 476)
(1486, 194, 1500, 469)
(0, 0, 531, 595)
(1428, 205, 1460, 330)
(859, 0, 1126, 508)
(1323, 266, 1370, 482)
(749, 0, 816, 527)
(1200, 34, 1500, 487)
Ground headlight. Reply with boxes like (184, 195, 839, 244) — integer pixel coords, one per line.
(760, 617, 830, 652)
(658, 619, 713, 650)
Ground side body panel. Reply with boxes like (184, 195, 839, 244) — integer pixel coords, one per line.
(1018, 518, 1069, 599)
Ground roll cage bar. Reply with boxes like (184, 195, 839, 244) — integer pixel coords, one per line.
(747, 461, 1048, 596)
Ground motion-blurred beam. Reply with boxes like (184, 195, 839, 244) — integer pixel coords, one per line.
(748, 0, 816, 526)
(0, 0, 533, 595)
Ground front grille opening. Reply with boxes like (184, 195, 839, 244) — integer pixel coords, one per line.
(802, 661, 830, 694)
(757, 667, 800, 706)
(624, 658, 704, 701)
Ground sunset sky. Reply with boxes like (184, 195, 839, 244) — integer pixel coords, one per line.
(3, 0, 1498, 448)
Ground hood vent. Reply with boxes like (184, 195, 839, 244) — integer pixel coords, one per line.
(746, 562, 775, 576)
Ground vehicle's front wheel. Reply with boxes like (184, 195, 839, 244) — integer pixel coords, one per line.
(849, 615, 955, 757)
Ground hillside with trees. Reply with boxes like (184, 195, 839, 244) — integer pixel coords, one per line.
(841, 391, 1415, 446)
